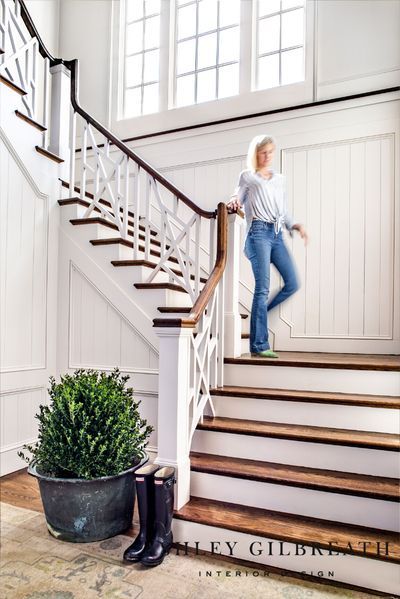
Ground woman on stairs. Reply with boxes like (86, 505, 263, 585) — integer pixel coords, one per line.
(227, 135, 308, 359)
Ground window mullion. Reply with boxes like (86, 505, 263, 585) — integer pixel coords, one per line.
(239, 0, 253, 94)
(159, 0, 171, 112)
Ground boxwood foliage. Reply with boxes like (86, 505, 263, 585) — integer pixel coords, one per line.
(18, 369, 153, 479)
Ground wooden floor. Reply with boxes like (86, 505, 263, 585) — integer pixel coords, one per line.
(1, 468, 43, 513)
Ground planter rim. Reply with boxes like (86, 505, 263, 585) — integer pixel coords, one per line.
(27, 453, 149, 483)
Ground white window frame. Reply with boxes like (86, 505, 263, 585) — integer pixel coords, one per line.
(109, 0, 315, 139)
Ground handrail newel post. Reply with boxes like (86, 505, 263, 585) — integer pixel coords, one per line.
(153, 326, 192, 510)
(224, 212, 243, 358)
(48, 62, 71, 180)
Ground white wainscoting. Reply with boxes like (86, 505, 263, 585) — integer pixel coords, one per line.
(0, 387, 47, 474)
(69, 263, 158, 372)
(0, 140, 48, 372)
(281, 134, 395, 345)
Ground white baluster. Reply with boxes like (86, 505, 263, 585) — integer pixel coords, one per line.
(122, 155, 129, 240)
(69, 110, 76, 195)
(42, 56, 50, 149)
(144, 175, 151, 261)
(194, 215, 200, 296)
(80, 121, 87, 202)
(133, 163, 140, 259)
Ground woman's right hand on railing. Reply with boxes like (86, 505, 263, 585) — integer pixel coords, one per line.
(226, 196, 242, 213)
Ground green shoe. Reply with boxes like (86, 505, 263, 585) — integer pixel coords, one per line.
(251, 350, 279, 359)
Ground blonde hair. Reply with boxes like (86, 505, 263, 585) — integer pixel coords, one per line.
(247, 135, 276, 172)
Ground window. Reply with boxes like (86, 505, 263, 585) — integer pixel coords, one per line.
(123, 0, 161, 118)
(175, 0, 241, 107)
(117, 0, 312, 124)
(256, 0, 305, 90)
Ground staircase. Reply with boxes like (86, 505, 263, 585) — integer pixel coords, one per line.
(1, 1, 399, 595)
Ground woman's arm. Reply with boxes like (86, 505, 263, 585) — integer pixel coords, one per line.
(227, 171, 248, 212)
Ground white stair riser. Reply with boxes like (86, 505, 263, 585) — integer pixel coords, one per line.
(112, 265, 170, 285)
(211, 396, 399, 434)
(63, 221, 120, 242)
(89, 244, 135, 262)
(59, 203, 88, 220)
(224, 364, 400, 396)
(190, 472, 400, 531)
(191, 430, 399, 477)
(172, 520, 399, 595)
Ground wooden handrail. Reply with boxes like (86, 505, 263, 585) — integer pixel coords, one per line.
(153, 202, 228, 329)
(16, 0, 215, 220)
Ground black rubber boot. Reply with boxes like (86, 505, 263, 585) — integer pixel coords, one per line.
(123, 464, 160, 562)
(140, 466, 176, 567)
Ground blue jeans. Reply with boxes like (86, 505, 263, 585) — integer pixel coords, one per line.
(244, 221, 299, 352)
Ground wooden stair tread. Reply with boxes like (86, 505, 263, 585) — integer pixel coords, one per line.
(60, 198, 157, 236)
(60, 181, 134, 220)
(15, 109, 46, 132)
(70, 217, 164, 248)
(225, 352, 400, 371)
(197, 416, 400, 451)
(158, 306, 192, 313)
(190, 452, 400, 501)
(175, 496, 400, 563)
(35, 145, 63, 163)
(111, 259, 207, 284)
(209, 385, 400, 409)
(89, 238, 180, 265)
(0, 74, 26, 95)
(135, 282, 188, 293)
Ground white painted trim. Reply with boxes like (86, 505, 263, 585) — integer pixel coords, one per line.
(0, 436, 39, 454)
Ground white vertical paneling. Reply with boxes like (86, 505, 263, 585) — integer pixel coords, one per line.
(93, 286, 108, 366)
(20, 171, 35, 366)
(0, 144, 9, 364)
(0, 143, 47, 371)
(31, 184, 47, 366)
(379, 136, 394, 337)
(364, 140, 381, 336)
(278, 134, 395, 345)
(80, 272, 96, 364)
(319, 146, 336, 335)
(106, 302, 121, 366)
(4, 155, 23, 368)
(70, 263, 83, 364)
(348, 142, 366, 337)
(333, 144, 350, 335)
(69, 266, 158, 371)
(289, 151, 307, 335)
(304, 149, 321, 335)
(283, 150, 294, 324)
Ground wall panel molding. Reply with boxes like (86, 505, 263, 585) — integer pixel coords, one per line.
(68, 262, 158, 371)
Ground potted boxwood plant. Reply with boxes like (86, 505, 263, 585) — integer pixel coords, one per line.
(18, 368, 153, 543)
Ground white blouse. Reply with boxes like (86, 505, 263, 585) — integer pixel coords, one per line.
(230, 169, 294, 234)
